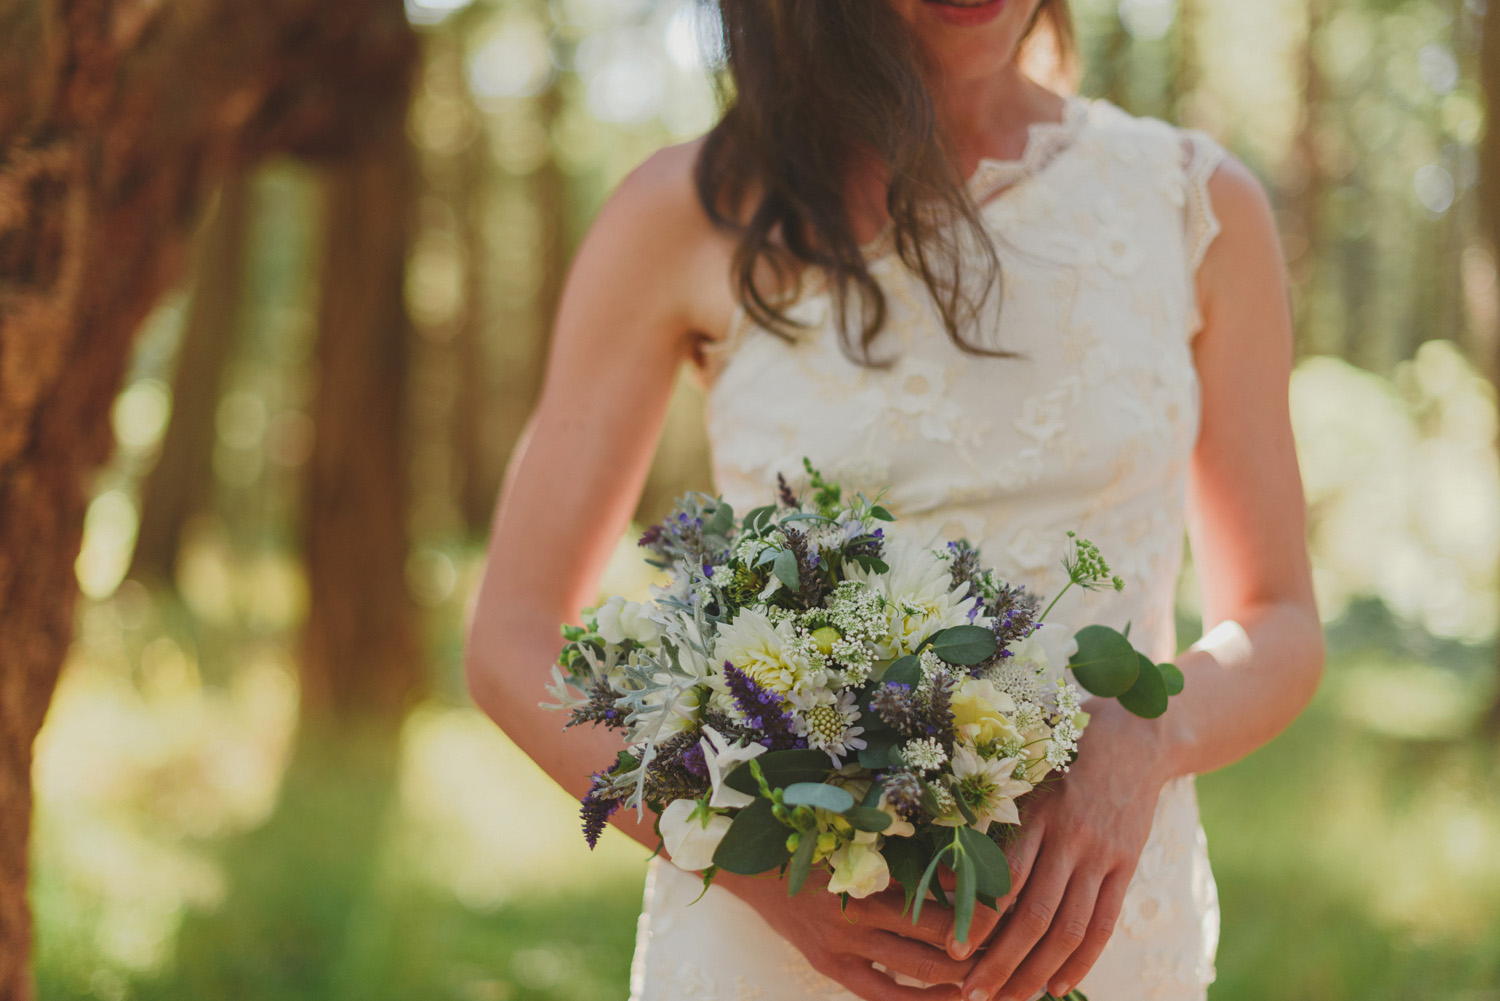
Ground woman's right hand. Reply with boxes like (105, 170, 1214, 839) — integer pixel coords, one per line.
(714, 868, 987, 1000)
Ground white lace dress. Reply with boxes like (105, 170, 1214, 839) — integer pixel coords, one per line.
(629, 95, 1226, 1001)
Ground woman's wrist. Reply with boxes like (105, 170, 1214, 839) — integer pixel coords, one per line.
(1082, 698, 1185, 791)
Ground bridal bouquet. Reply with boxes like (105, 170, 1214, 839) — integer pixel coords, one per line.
(544, 461, 1182, 950)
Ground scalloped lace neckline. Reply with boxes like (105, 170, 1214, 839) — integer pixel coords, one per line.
(965, 93, 1091, 201)
(858, 93, 1092, 260)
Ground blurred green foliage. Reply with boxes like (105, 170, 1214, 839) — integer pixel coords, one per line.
(32, 0, 1500, 999)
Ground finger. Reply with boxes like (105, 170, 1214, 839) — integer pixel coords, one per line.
(826, 955, 964, 1001)
(1047, 870, 1131, 998)
(945, 898, 1000, 961)
(848, 929, 977, 986)
(996, 872, 1101, 1001)
(993, 822, 1045, 917)
(846, 889, 955, 949)
(959, 839, 1069, 1001)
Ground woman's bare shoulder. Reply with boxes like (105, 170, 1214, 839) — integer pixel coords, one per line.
(574, 135, 738, 348)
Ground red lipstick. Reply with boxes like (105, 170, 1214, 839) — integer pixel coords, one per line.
(922, 0, 1006, 27)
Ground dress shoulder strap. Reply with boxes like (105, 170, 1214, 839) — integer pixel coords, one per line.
(1177, 127, 1230, 338)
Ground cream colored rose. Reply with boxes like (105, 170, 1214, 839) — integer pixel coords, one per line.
(951, 677, 1022, 748)
(660, 799, 731, 872)
(827, 842, 891, 898)
(595, 595, 661, 646)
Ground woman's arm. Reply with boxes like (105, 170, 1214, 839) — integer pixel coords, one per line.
(957, 154, 1326, 1001)
(463, 142, 980, 1001)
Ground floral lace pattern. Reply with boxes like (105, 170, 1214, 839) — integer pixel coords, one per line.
(634, 97, 1228, 1001)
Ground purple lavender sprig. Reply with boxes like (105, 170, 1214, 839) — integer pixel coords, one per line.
(580, 771, 629, 849)
(722, 663, 806, 751)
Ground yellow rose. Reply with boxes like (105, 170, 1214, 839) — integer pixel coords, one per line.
(951, 677, 1022, 748)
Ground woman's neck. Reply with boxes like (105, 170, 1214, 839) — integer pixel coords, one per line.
(927, 66, 1066, 164)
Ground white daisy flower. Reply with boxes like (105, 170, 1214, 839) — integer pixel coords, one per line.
(788, 688, 867, 766)
(942, 745, 1034, 833)
(711, 607, 817, 695)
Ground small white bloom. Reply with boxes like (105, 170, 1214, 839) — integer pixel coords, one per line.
(699, 725, 767, 809)
(788, 687, 867, 766)
(900, 736, 948, 773)
(596, 595, 661, 646)
(660, 798, 731, 872)
(945, 745, 1033, 833)
(826, 842, 891, 898)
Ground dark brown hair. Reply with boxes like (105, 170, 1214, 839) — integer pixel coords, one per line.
(694, 0, 1076, 364)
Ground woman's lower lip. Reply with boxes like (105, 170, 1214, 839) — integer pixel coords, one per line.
(922, 0, 1006, 27)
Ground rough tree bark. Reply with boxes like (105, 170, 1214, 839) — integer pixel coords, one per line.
(0, 2, 416, 995)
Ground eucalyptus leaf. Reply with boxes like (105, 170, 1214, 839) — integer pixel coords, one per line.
(787, 826, 818, 895)
(773, 549, 801, 590)
(724, 750, 832, 796)
(882, 655, 922, 688)
(1158, 661, 1185, 696)
(1117, 654, 1169, 718)
(869, 505, 896, 522)
(712, 798, 790, 875)
(956, 826, 1012, 898)
(842, 806, 893, 833)
(755, 547, 780, 567)
(1068, 624, 1140, 698)
(782, 782, 856, 813)
(925, 625, 998, 666)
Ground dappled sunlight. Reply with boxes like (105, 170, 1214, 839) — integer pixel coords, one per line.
(1290, 342, 1500, 640)
(389, 702, 645, 912)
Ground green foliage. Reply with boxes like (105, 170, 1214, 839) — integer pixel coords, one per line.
(1117, 653, 1170, 718)
(1068, 624, 1141, 697)
(712, 797, 791, 875)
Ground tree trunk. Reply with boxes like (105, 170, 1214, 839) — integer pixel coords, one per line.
(1478, 0, 1500, 738)
(0, 3, 416, 995)
(298, 97, 423, 720)
(128, 174, 252, 586)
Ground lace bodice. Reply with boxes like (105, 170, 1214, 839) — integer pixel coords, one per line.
(632, 95, 1227, 1001)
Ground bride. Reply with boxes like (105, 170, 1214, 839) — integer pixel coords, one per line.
(463, 1, 1325, 999)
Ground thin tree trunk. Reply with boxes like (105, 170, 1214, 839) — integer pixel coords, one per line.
(1478, 0, 1500, 738)
(128, 174, 252, 585)
(452, 83, 496, 534)
(0, 3, 416, 994)
(1290, 0, 1329, 357)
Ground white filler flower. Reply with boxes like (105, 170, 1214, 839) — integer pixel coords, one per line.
(660, 798, 731, 872)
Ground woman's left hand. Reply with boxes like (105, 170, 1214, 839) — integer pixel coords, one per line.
(957, 700, 1176, 1001)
